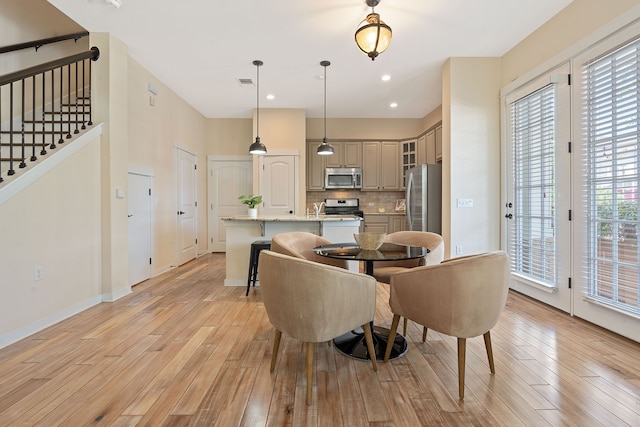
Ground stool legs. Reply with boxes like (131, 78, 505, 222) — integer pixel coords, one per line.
(246, 242, 270, 296)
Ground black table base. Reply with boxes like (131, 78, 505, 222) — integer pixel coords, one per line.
(333, 325, 407, 361)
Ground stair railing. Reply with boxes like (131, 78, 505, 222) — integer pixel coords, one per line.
(0, 46, 100, 183)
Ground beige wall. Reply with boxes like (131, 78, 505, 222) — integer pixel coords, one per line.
(306, 118, 423, 140)
(501, 0, 640, 87)
(443, 58, 502, 259)
(205, 119, 253, 155)
(0, 135, 103, 346)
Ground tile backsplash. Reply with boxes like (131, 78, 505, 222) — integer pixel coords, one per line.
(306, 190, 405, 214)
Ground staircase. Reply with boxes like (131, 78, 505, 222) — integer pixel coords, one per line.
(0, 45, 100, 188)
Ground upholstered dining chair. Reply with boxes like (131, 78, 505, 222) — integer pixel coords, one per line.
(258, 250, 378, 405)
(372, 231, 445, 337)
(383, 250, 510, 400)
(271, 231, 348, 269)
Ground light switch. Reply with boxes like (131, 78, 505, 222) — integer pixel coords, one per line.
(116, 188, 125, 199)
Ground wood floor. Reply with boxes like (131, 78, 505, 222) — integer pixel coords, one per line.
(1, 253, 639, 426)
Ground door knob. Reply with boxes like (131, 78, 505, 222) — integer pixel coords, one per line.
(505, 213, 513, 219)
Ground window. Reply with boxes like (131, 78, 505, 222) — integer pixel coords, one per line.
(584, 36, 640, 316)
(509, 84, 557, 287)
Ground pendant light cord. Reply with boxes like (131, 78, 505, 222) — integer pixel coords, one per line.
(323, 64, 327, 141)
(256, 62, 260, 137)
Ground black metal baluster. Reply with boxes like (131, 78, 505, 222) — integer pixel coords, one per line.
(58, 65, 63, 145)
(19, 79, 26, 168)
(8, 82, 15, 175)
(40, 72, 46, 155)
(81, 58, 86, 129)
(30, 75, 37, 161)
(74, 61, 79, 134)
(87, 58, 93, 126)
(66, 64, 71, 139)
(0, 88, 3, 183)
(50, 68, 56, 150)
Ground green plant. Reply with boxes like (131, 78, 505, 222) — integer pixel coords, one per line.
(238, 194, 263, 209)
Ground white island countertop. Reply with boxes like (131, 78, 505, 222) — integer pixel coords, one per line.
(221, 214, 362, 222)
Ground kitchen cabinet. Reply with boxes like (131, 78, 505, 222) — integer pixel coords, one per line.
(401, 138, 416, 188)
(363, 214, 405, 233)
(417, 133, 427, 165)
(362, 141, 400, 191)
(307, 140, 325, 191)
(325, 141, 362, 168)
(435, 124, 443, 162)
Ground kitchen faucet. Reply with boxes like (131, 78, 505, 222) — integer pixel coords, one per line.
(313, 202, 325, 217)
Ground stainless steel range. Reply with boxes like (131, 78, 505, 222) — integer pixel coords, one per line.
(324, 198, 364, 219)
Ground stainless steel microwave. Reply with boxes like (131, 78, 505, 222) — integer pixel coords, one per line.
(325, 167, 362, 189)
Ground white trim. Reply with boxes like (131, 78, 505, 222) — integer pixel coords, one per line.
(0, 294, 103, 350)
(0, 124, 103, 206)
(207, 155, 252, 162)
(102, 286, 132, 302)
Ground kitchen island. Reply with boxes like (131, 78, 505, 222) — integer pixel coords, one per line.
(221, 215, 362, 286)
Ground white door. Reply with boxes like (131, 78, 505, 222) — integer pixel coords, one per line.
(128, 173, 152, 286)
(176, 148, 197, 265)
(504, 63, 572, 313)
(260, 155, 297, 216)
(208, 156, 252, 252)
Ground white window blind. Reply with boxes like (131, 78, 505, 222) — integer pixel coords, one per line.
(509, 84, 557, 287)
(584, 36, 640, 316)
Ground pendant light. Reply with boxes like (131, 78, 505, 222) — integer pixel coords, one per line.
(248, 60, 267, 155)
(355, 0, 392, 61)
(317, 60, 334, 156)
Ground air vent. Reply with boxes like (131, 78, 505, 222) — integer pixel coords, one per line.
(238, 78, 254, 85)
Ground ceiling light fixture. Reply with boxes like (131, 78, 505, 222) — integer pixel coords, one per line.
(317, 60, 334, 156)
(248, 60, 267, 155)
(355, 0, 392, 61)
(104, 0, 122, 8)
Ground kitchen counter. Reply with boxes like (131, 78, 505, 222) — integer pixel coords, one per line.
(222, 215, 362, 286)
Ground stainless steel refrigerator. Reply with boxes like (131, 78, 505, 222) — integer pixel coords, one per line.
(405, 164, 442, 233)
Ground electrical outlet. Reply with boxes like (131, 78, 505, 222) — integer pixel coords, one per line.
(456, 245, 462, 255)
(457, 198, 473, 208)
(34, 266, 43, 281)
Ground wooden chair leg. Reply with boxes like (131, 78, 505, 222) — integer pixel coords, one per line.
(384, 314, 401, 362)
(361, 323, 377, 371)
(270, 329, 282, 373)
(422, 327, 428, 342)
(305, 342, 315, 406)
(483, 331, 495, 374)
(403, 317, 408, 336)
(457, 337, 466, 400)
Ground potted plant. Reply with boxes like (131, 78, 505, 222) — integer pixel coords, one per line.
(239, 194, 263, 218)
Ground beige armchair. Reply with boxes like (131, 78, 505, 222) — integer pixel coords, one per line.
(258, 250, 377, 405)
(271, 231, 348, 269)
(383, 251, 510, 400)
(372, 231, 445, 337)
(372, 231, 445, 283)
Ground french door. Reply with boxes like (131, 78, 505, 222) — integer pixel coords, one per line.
(504, 62, 572, 312)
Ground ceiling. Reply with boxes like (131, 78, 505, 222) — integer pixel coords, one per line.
(48, 0, 573, 119)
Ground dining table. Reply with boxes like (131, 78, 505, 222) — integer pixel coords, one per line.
(313, 242, 428, 361)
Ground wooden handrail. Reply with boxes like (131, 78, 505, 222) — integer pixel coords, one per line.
(0, 31, 89, 55)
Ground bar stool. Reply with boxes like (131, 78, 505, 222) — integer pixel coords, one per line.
(247, 240, 271, 296)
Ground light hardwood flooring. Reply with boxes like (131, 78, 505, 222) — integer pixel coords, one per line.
(1, 253, 639, 426)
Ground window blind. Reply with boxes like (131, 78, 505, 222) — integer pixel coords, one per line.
(509, 84, 557, 287)
(584, 36, 640, 315)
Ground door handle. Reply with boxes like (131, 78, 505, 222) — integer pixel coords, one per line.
(177, 211, 185, 215)
(128, 214, 133, 218)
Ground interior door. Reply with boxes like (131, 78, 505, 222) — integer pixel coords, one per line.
(176, 148, 197, 265)
(128, 173, 151, 286)
(208, 156, 252, 252)
(260, 155, 297, 216)
(504, 63, 572, 313)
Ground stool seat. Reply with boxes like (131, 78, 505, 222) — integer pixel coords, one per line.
(247, 240, 271, 296)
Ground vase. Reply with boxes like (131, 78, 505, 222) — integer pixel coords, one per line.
(248, 208, 258, 218)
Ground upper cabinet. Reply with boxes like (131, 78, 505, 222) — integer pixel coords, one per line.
(325, 141, 362, 168)
(362, 141, 400, 191)
(435, 124, 443, 162)
(401, 138, 417, 188)
(307, 140, 326, 191)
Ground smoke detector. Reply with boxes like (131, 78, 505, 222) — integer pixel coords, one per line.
(104, 0, 122, 8)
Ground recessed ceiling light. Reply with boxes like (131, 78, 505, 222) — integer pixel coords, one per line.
(266, 94, 275, 100)
(390, 102, 398, 108)
(381, 74, 391, 82)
